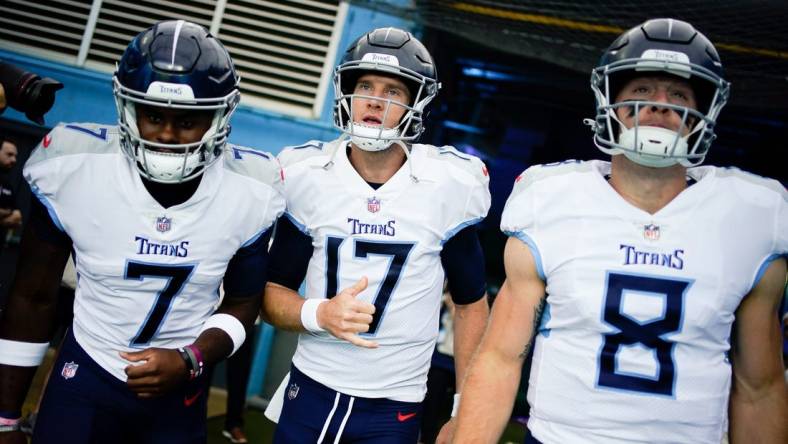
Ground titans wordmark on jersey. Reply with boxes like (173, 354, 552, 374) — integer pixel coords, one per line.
(23, 123, 285, 381)
(278, 139, 490, 402)
(501, 160, 787, 444)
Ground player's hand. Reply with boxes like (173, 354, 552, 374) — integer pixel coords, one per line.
(1, 210, 22, 228)
(318, 276, 378, 348)
(0, 430, 27, 444)
(436, 417, 456, 444)
(121, 347, 188, 398)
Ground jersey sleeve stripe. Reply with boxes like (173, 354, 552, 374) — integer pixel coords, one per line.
(29, 185, 65, 232)
(241, 224, 274, 248)
(503, 230, 546, 281)
(441, 217, 483, 245)
(748, 253, 782, 294)
(284, 212, 309, 236)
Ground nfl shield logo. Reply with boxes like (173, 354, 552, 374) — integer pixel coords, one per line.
(61, 361, 79, 379)
(287, 383, 300, 400)
(156, 216, 172, 233)
(367, 197, 381, 213)
(643, 223, 660, 241)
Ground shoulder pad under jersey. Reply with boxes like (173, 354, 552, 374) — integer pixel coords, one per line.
(277, 139, 337, 169)
(422, 144, 489, 185)
(26, 123, 118, 166)
(712, 166, 787, 198)
(223, 145, 282, 188)
(511, 160, 592, 193)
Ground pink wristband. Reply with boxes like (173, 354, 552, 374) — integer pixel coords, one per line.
(0, 416, 20, 426)
(185, 344, 204, 379)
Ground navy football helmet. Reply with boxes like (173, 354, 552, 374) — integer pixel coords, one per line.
(588, 18, 730, 167)
(333, 27, 440, 151)
(113, 20, 240, 183)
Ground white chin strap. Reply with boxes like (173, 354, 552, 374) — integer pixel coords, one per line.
(348, 122, 400, 152)
(618, 126, 690, 168)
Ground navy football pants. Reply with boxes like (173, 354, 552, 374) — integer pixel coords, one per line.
(32, 329, 209, 444)
(273, 365, 423, 444)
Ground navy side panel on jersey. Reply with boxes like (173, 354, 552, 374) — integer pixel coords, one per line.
(30, 196, 72, 247)
(223, 227, 273, 296)
(441, 224, 486, 304)
(267, 216, 314, 291)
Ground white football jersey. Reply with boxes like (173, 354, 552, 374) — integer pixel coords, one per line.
(501, 160, 787, 444)
(279, 139, 490, 402)
(24, 123, 285, 381)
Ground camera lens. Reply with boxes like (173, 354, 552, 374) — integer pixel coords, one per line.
(0, 61, 63, 125)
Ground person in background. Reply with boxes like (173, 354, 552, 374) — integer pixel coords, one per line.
(0, 138, 21, 252)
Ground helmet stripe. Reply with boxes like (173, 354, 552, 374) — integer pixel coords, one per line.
(171, 20, 185, 66)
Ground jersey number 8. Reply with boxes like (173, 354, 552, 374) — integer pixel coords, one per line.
(597, 272, 692, 396)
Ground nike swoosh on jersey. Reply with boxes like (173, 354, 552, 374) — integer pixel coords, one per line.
(397, 412, 417, 422)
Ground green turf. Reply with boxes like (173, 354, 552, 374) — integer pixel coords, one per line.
(207, 409, 526, 443)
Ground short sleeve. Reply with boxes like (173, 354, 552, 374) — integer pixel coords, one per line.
(500, 166, 545, 280)
(439, 148, 491, 243)
(777, 188, 788, 256)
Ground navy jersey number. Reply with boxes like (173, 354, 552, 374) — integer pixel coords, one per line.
(232, 147, 270, 160)
(597, 272, 692, 396)
(325, 237, 414, 335)
(125, 261, 196, 346)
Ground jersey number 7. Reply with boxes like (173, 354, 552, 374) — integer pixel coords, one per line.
(325, 237, 415, 335)
(124, 261, 196, 346)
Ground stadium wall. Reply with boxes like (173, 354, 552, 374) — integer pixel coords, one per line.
(0, 4, 416, 154)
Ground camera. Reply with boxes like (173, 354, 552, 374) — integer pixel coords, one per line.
(0, 61, 63, 125)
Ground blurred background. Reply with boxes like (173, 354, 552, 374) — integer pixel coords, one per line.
(1, 1, 786, 442)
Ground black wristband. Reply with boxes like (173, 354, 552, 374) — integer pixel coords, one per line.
(179, 346, 203, 380)
(177, 347, 195, 376)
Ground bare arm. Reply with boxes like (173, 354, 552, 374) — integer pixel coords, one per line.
(198, 293, 260, 363)
(453, 296, 490, 394)
(435, 294, 489, 444)
(262, 278, 376, 348)
(0, 219, 70, 414)
(453, 237, 546, 443)
(261, 281, 309, 331)
(729, 257, 787, 443)
(0, 210, 22, 228)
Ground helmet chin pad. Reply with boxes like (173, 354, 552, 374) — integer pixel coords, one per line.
(138, 146, 205, 182)
(618, 126, 689, 168)
(347, 121, 401, 152)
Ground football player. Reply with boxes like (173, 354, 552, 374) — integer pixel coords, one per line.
(0, 20, 284, 443)
(454, 18, 787, 444)
(0, 139, 22, 252)
(261, 28, 491, 443)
